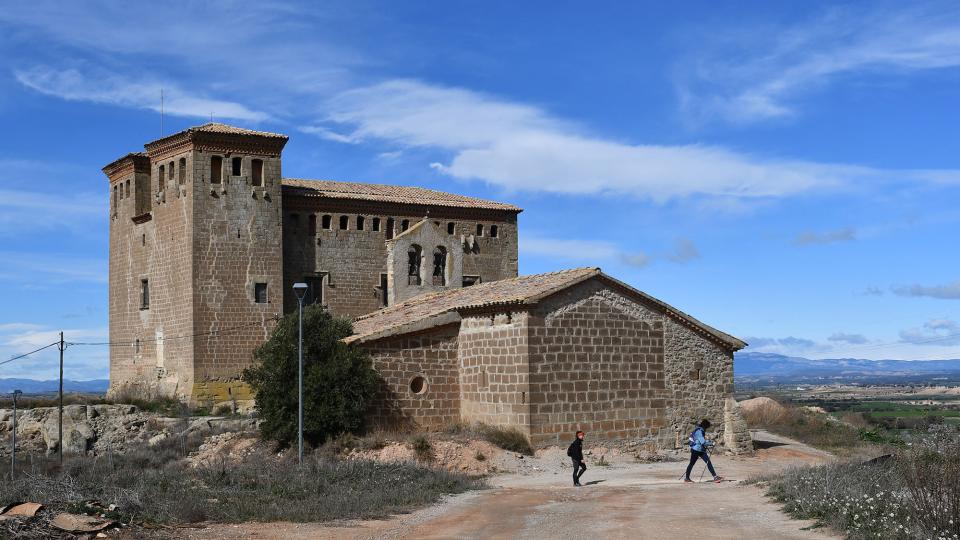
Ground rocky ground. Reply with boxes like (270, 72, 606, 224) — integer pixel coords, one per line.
(0, 404, 256, 456)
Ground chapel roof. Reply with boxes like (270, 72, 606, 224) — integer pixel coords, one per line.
(282, 179, 522, 213)
(346, 267, 746, 351)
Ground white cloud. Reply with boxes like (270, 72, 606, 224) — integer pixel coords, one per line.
(900, 318, 960, 345)
(16, 67, 269, 122)
(794, 227, 856, 246)
(893, 281, 960, 300)
(0, 324, 107, 380)
(0, 251, 107, 285)
(666, 238, 700, 263)
(678, 4, 960, 124)
(521, 236, 620, 261)
(827, 332, 869, 345)
(320, 79, 959, 203)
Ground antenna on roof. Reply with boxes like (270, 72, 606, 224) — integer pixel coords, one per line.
(160, 88, 164, 136)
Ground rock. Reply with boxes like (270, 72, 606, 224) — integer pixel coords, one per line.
(148, 432, 170, 446)
(50, 513, 114, 533)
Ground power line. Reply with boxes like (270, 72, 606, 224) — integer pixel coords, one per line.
(833, 330, 960, 353)
(0, 341, 60, 367)
(67, 316, 280, 347)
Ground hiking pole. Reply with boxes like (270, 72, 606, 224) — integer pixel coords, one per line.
(697, 446, 714, 482)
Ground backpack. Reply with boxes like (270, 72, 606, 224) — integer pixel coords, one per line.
(688, 426, 704, 449)
(566, 441, 576, 457)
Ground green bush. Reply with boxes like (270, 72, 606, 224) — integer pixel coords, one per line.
(243, 305, 379, 447)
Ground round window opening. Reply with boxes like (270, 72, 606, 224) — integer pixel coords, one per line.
(409, 376, 427, 395)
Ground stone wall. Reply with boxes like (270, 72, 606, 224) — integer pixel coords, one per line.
(457, 311, 531, 432)
(363, 325, 461, 429)
(107, 153, 195, 399)
(190, 149, 284, 394)
(660, 317, 735, 448)
(527, 282, 667, 447)
(386, 220, 463, 305)
(281, 200, 519, 320)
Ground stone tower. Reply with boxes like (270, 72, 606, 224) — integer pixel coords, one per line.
(104, 124, 288, 405)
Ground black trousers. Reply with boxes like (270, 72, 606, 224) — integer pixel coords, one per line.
(685, 450, 716, 479)
(572, 458, 587, 484)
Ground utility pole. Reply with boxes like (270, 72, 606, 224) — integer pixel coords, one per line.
(11, 390, 21, 480)
(58, 331, 64, 465)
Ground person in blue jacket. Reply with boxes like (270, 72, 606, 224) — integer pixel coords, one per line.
(684, 419, 723, 483)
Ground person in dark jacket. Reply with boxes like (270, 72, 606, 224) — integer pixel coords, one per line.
(684, 419, 723, 483)
(567, 430, 586, 486)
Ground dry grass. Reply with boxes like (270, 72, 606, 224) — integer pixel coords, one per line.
(0, 432, 480, 528)
(742, 397, 895, 455)
(441, 422, 534, 455)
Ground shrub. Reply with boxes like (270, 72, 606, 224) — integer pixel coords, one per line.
(410, 435, 434, 461)
(479, 425, 533, 455)
(243, 305, 379, 447)
(898, 435, 960, 538)
(474, 451, 486, 462)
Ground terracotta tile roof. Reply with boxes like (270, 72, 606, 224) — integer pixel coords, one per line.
(348, 268, 599, 343)
(188, 122, 287, 139)
(282, 179, 522, 212)
(347, 267, 746, 351)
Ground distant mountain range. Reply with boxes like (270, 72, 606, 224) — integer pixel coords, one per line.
(736, 352, 960, 384)
(0, 379, 109, 395)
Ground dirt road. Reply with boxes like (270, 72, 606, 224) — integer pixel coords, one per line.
(186, 431, 841, 540)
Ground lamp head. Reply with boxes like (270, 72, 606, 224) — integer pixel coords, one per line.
(293, 282, 308, 300)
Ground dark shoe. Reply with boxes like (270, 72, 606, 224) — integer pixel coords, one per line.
(574, 482, 582, 487)
(683, 478, 693, 483)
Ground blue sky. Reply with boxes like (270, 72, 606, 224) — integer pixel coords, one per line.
(1, 1, 959, 380)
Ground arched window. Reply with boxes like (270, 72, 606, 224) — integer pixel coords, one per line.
(385, 217, 395, 239)
(158, 165, 165, 193)
(490, 225, 498, 238)
(372, 217, 381, 231)
(401, 219, 409, 231)
(231, 157, 242, 176)
(357, 216, 365, 230)
(321, 215, 331, 229)
(168, 161, 174, 181)
(476, 223, 484, 236)
(339, 215, 349, 230)
(210, 156, 223, 184)
(432, 246, 447, 286)
(447, 222, 455, 235)
(178, 158, 186, 185)
(407, 244, 422, 285)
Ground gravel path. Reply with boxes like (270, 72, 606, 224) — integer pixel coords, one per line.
(184, 430, 842, 540)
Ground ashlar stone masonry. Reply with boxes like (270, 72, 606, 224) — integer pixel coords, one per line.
(106, 123, 748, 451)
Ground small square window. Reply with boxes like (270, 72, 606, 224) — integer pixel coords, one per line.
(254, 283, 268, 303)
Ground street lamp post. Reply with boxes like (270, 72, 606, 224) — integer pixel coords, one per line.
(10, 389, 21, 480)
(292, 282, 308, 466)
